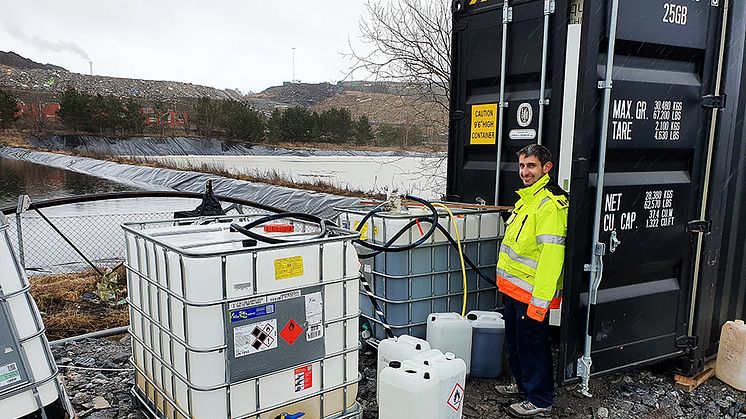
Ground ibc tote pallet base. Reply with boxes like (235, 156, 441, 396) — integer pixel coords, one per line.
(131, 387, 364, 419)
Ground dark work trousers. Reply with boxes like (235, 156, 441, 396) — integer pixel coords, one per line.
(504, 296, 554, 408)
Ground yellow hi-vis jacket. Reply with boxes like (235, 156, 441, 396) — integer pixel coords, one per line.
(497, 174, 568, 322)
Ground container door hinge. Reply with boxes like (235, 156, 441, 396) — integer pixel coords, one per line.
(686, 219, 712, 234)
(453, 19, 468, 31)
(451, 110, 465, 120)
(701, 94, 726, 109)
(676, 335, 698, 350)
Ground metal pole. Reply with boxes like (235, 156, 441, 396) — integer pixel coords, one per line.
(31, 204, 104, 276)
(688, 0, 729, 337)
(292, 47, 296, 83)
(537, 0, 555, 144)
(494, 0, 511, 205)
(578, 0, 620, 397)
(15, 195, 30, 268)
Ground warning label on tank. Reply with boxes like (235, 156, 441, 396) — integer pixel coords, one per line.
(294, 365, 313, 392)
(274, 256, 304, 280)
(470, 103, 498, 145)
(230, 303, 275, 324)
(305, 292, 324, 341)
(233, 319, 277, 357)
(0, 362, 21, 388)
(447, 383, 464, 412)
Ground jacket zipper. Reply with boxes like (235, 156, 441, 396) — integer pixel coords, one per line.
(515, 215, 528, 242)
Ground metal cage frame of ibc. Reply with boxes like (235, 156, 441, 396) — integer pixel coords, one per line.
(0, 218, 74, 419)
(122, 214, 363, 419)
(336, 203, 505, 343)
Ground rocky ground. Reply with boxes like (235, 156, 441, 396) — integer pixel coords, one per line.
(50, 336, 745, 419)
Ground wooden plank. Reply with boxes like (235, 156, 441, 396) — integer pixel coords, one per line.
(675, 360, 717, 392)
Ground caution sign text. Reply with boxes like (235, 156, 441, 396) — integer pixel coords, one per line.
(274, 256, 304, 280)
(470, 104, 498, 145)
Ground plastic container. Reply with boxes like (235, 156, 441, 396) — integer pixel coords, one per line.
(410, 350, 467, 419)
(336, 203, 504, 341)
(715, 319, 746, 391)
(377, 335, 431, 378)
(426, 313, 473, 372)
(376, 335, 431, 401)
(467, 310, 505, 378)
(123, 214, 363, 419)
(378, 361, 440, 419)
(0, 216, 75, 419)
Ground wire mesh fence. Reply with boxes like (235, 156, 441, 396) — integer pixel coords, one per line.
(6, 211, 177, 275)
(3, 195, 273, 276)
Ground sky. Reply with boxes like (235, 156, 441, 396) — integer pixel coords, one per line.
(0, 0, 371, 93)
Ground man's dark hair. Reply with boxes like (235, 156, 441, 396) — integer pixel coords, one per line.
(517, 144, 552, 166)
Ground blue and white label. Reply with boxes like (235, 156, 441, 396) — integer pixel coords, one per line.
(230, 303, 275, 323)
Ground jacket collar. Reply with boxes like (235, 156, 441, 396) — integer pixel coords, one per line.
(516, 174, 551, 203)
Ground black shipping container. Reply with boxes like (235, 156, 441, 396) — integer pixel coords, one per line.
(447, 0, 746, 384)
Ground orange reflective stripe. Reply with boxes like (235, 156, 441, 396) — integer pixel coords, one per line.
(498, 276, 563, 310)
(527, 304, 547, 321)
(497, 276, 532, 305)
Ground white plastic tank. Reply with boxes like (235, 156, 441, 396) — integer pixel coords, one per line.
(0, 216, 75, 418)
(426, 313, 473, 372)
(715, 319, 746, 391)
(123, 214, 362, 419)
(467, 310, 506, 378)
(410, 350, 467, 419)
(378, 361, 440, 419)
(376, 335, 430, 401)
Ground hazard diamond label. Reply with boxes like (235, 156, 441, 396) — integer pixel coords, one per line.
(447, 383, 464, 412)
(280, 319, 303, 345)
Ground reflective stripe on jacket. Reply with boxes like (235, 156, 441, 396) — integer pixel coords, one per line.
(497, 174, 568, 321)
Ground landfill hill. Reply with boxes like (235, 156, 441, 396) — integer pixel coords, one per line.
(0, 51, 446, 130)
(252, 81, 447, 130)
(0, 51, 67, 72)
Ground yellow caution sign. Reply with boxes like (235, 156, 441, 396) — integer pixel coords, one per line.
(274, 256, 304, 280)
(468, 0, 490, 5)
(470, 103, 498, 145)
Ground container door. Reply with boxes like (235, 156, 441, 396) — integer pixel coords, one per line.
(559, 0, 723, 382)
(447, 0, 570, 204)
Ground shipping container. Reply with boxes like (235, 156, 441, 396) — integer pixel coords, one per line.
(447, 0, 746, 386)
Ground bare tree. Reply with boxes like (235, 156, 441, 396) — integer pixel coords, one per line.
(348, 0, 451, 127)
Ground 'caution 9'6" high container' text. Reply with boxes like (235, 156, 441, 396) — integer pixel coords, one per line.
(123, 214, 363, 419)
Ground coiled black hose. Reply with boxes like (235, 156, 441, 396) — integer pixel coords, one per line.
(230, 212, 329, 244)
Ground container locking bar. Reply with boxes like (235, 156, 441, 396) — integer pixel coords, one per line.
(494, 0, 511, 204)
(537, 0, 556, 143)
(578, 0, 621, 398)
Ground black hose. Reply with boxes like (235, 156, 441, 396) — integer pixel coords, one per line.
(359, 218, 496, 288)
(353, 195, 439, 253)
(230, 212, 329, 244)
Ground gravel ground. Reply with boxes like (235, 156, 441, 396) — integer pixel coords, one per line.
(51, 336, 745, 419)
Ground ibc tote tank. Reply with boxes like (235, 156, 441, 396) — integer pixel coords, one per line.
(123, 214, 363, 419)
(0, 216, 75, 418)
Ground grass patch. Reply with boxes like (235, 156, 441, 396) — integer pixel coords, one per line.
(29, 265, 130, 341)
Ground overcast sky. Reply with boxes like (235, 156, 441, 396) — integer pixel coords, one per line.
(0, 0, 371, 93)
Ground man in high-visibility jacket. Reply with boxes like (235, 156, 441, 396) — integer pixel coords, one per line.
(496, 144, 568, 418)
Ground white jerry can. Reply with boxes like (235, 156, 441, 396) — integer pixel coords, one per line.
(410, 349, 467, 419)
(378, 360, 440, 419)
(426, 313, 473, 372)
(376, 335, 431, 401)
